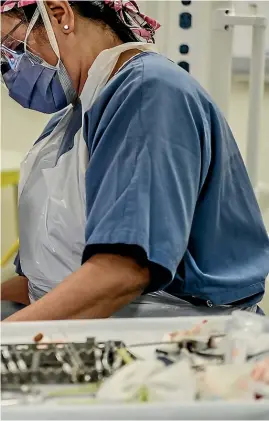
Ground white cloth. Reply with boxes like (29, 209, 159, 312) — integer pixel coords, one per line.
(97, 360, 196, 403)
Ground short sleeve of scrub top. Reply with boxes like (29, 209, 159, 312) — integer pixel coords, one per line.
(82, 52, 204, 291)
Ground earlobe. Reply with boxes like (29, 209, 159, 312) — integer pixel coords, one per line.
(45, 0, 74, 33)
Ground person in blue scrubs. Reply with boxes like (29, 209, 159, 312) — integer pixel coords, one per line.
(1, 0, 269, 321)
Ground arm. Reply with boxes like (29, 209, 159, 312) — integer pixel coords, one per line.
(1, 276, 30, 305)
(3, 254, 149, 322)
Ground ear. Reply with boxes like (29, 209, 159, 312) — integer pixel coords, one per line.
(45, 1, 75, 34)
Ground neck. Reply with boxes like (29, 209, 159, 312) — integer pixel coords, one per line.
(77, 45, 141, 95)
(76, 25, 123, 95)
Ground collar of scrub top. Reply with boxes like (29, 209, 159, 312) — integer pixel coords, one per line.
(1, 0, 161, 43)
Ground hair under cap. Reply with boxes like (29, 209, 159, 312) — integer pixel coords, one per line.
(0, 0, 160, 42)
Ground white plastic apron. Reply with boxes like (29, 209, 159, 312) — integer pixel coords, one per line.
(18, 43, 158, 303)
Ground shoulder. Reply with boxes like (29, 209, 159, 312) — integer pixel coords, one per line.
(137, 53, 197, 89)
(83, 52, 217, 150)
(125, 53, 210, 101)
(87, 53, 212, 118)
(100, 52, 213, 125)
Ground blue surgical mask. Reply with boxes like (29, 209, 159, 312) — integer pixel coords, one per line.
(1, 48, 77, 114)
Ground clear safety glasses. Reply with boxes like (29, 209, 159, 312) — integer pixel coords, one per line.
(1, 7, 43, 77)
(1, 6, 60, 77)
(1, 17, 26, 76)
(1, 16, 26, 46)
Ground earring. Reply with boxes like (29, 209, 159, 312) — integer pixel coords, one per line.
(63, 25, 69, 30)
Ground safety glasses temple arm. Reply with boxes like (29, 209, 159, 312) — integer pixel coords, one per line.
(1, 17, 26, 45)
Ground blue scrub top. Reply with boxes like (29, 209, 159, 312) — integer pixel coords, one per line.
(16, 52, 269, 307)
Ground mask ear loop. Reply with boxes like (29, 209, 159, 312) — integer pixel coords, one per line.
(24, 2, 61, 68)
(37, 1, 60, 61)
(24, 8, 39, 53)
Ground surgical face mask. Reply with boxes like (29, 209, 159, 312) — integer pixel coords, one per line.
(1, 3, 77, 113)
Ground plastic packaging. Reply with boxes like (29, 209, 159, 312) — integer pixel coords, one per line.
(252, 358, 269, 384)
(224, 311, 264, 364)
(197, 364, 254, 401)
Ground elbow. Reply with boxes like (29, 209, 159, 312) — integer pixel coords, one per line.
(79, 254, 150, 318)
(104, 256, 150, 298)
